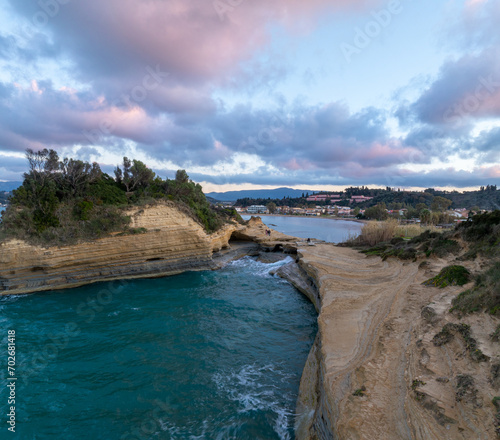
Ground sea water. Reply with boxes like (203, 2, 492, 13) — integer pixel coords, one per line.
(0, 257, 317, 439)
(241, 215, 362, 243)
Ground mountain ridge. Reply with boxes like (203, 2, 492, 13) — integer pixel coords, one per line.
(206, 187, 315, 201)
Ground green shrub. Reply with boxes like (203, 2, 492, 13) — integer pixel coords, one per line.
(423, 265, 470, 288)
(427, 238, 461, 258)
(352, 386, 366, 397)
(451, 262, 500, 315)
(89, 176, 128, 205)
(73, 200, 94, 221)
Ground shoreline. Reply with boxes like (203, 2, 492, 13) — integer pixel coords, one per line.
(242, 213, 367, 224)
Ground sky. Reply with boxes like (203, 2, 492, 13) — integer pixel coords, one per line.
(0, 0, 499, 192)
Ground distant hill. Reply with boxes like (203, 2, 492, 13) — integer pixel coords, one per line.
(206, 187, 315, 202)
(0, 181, 22, 192)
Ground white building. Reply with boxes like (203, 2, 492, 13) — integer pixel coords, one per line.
(247, 205, 268, 214)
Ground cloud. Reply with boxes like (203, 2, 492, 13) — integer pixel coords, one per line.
(185, 163, 500, 190)
(0, 0, 499, 190)
(403, 48, 500, 126)
(0, 154, 27, 181)
(7, 0, 382, 88)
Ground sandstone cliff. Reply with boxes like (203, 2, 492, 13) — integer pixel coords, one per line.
(291, 244, 499, 440)
(0, 203, 237, 295)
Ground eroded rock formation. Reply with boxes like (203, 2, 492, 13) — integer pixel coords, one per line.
(0, 203, 236, 294)
(291, 244, 499, 440)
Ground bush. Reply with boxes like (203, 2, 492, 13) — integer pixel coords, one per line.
(89, 176, 128, 205)
(426, 238, 461, 258)
(451, 262, 500, 315)
(73, 200, 94, 221)
(457, 211, 500, 258)
(423, 265, 470, 288)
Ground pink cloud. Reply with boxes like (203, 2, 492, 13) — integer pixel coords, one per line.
(282, 157, 315, 170)
(27, 0, 384, 86)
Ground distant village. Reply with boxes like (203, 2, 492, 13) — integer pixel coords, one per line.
(231, 191, 491, 226)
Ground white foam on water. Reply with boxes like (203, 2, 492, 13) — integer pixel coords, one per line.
(213, 363, 294, 440)
(0, 294, 29, 309)
(228, 256, 294, 278)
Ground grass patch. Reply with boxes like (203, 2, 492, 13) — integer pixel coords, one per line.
(455, 374, 477, 403)
(352, 386, 366, 397)
(423, 265, 470, 288)
(451, 262, 500, 315)
(411, 379, 427, 401)
(411, 379, 426, 390)
(493, 396, 500, 409)
(493, 397, 500, 437)
(395, 224, 448, 239)
(492, 365, 500, 389)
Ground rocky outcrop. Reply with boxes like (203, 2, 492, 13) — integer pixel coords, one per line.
(0, 203, 237, 295)
(288, 244, 500, 440)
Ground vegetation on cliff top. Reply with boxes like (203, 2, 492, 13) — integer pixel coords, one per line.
(451, 262, 500, 316)
(350, 211, 500, 319)
(423, 265, 471, 288)
(0, 149, 239, 246)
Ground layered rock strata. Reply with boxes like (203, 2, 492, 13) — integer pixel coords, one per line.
(0, 203, 237, 294)
(289, 244, 499, 440)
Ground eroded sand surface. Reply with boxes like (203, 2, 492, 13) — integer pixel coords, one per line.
(296, 244, 499, 440)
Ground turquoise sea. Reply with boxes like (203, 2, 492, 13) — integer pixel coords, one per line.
(1, 257, 317, 439)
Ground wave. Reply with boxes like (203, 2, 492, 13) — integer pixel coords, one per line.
(213, 363, 294, 440)
(228, 256, 294, 279)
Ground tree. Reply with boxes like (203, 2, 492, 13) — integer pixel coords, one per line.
(415, 203, 427, 213)
(420, 209, 431, 224)
(175, 169, 189, 184)
(364, 203, 388, 220)
(431, 196, 452, 212)
(266, 202, 277, 214)
(405, 207, 418, 219)
(59, 158, 101, 197)
(115, 157, 155, 192)
(24, 148, 60, 195)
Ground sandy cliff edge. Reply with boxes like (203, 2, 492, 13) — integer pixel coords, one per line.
(0, 203, 239, 295)
(289, 243, 499, 440)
